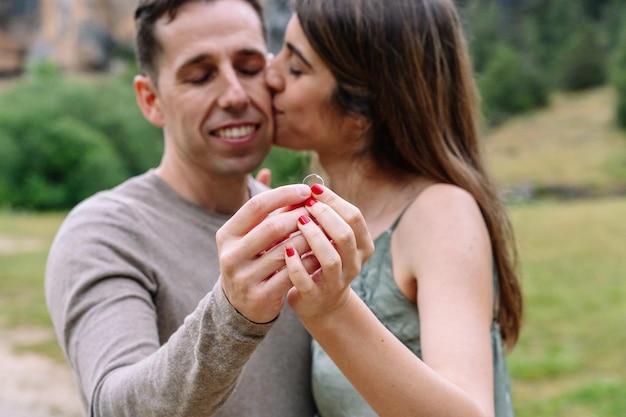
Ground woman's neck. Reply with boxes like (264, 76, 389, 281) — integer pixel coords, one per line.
(321, 158, 427, 238)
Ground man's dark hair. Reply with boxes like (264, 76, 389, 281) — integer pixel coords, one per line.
(134, 0, 266, 80)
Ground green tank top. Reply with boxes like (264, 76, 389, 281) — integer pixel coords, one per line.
(312, 209, 515, 417)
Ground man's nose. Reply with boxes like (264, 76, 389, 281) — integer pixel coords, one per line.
(217, 70, 250, 109)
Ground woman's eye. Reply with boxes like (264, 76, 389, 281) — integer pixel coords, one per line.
(289, 67, 303, 76)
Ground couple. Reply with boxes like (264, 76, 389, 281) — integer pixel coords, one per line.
(45, 0, 523, 416)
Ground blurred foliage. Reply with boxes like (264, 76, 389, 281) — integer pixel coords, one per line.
(463, 0, 625, 126)
(257, 147, 312, 188)
(477, 44, 548, 126)
(0, 61, 162, 210)
(610, 21, 626, 130)
(558, 21, 607, 91)
(2, 0, 626, 210)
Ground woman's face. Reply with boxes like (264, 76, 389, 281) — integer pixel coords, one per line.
(266, 15, 362, 158)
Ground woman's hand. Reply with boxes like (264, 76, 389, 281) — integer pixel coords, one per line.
(284, 184, 374, 320)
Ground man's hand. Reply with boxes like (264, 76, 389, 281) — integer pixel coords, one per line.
(255, 168, 272, 187)
(216, 184, 312, 323)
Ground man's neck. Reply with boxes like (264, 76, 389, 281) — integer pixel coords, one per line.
(155, 164, 250, 215)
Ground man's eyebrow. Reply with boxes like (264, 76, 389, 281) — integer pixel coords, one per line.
(286, 42, 313, 69)
(179, 48, 265, 70)
(179, 53, 213, 71)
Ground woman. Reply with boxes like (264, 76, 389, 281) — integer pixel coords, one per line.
(266, 0, 523, 416)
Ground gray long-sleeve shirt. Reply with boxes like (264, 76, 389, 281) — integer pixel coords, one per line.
(45, 171, 315, 417)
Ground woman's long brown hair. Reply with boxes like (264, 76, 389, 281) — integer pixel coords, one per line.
(295, 0, 523, 348)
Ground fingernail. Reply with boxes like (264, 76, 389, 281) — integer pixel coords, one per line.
(286, 247, 295, 257)
(297, 184, 311, 197)
(305, 197, 317, 207)
(298, 215, 311, 225)
(311, 184, 324, 195)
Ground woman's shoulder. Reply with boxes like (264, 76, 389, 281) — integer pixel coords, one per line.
(409, 183, 480, 220)
(396, 182, 486, 249)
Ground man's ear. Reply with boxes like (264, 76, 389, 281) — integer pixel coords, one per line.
(134, 75, 165, 127)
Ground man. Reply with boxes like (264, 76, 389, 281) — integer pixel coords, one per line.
(45, 0, 317, 415)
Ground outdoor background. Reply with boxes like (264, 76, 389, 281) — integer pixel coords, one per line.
(1, 0, 625, 416)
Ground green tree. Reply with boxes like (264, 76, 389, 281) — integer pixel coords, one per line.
(559, 21, 607, 91)
(598, 0, 626, 52)
(0, 62, 161, 210)
(0, 133, 20, 207)
(464, 0, 502, 74)
(0, 114, 127, 210)
(522, 0, 584, 86)
(610, 18, 626, 130)
(478, 43, 548, 126)
(257, 147, 310, 187)
(91, 67, 164, 175)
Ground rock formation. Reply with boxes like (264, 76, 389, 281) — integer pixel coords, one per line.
(0, 0, 291, 76)
(0, 0, 37, 75)
(30, 0, 135, 72)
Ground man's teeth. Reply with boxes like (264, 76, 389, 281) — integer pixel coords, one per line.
(214, 125, 255, 138)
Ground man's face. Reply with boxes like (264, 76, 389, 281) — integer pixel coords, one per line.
(140, 0, 272, 179)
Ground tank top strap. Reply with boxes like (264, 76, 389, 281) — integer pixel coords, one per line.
(388, 183, 435, 232)
(388, 200, 415, 232)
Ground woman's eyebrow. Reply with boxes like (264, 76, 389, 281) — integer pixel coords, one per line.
(286, 42, 313, 69)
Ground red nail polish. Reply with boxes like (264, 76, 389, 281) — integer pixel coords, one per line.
(286, 247, 295, 257)
(311, 184, 324, 195)
(298, 215, 311, 225)
(305, 197, 317, 207)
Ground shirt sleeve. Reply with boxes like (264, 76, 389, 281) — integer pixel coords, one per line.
(45, 201, 273, 417)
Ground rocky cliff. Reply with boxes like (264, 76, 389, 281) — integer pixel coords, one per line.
(0, 0, 290, 76)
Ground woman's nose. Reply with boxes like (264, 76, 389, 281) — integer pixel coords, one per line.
(265, 60, 284, 93)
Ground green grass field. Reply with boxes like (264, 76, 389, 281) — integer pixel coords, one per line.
(507, 198, 626, 417)
(1, 87, 625, 415)
(0, 212, 65, 329)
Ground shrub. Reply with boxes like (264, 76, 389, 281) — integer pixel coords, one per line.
(464, 0, 501, 74)
(0, 130, 20, 207)
(257, 147, 311, 187)
(0, 62, 162, 210)
(91, 67, 164, 175)
(559, 21, 607, 91)
(478, 44, 549, 126)
(610, 13, 626, 130)
(0, 114, 127, 210)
